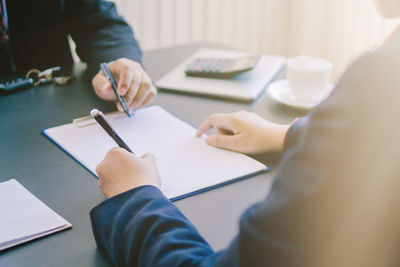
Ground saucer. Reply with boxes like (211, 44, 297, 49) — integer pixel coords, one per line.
(267, 79, 334, 109)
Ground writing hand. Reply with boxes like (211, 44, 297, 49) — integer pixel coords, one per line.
(96, 148, 161, 198)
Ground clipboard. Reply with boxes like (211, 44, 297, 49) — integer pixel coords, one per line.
(42, 106, 269, 201)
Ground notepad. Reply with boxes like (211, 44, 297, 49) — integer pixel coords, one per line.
(43, 106, 268, 200)
(0, 179, 72, 251)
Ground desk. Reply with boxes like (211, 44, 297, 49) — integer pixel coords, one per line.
(0, 44, 306, 266)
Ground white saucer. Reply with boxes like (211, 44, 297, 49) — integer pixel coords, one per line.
(267, 79, 334, 109)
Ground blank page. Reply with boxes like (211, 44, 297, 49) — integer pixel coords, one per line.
(0, 179, 71, 251)
(43, 106, 268, 200)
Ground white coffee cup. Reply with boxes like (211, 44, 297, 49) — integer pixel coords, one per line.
(286, 56, 332, 102)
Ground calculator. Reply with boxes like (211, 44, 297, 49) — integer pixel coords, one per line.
(184, 55, 260, 79)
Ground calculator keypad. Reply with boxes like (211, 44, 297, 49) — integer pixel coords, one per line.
(185, 55, 260, 79)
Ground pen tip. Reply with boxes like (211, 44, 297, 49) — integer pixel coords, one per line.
(126, 109, 133, 118)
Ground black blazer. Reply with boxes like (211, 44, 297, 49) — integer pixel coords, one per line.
(5, 0, 142, 77)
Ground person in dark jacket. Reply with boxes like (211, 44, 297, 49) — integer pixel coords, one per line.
(0, 0, 156, 110)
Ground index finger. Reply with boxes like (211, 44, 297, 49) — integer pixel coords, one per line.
(196, 113, 234, 137)
(112, 64, 135, 96)
(92, 72, 115, 100)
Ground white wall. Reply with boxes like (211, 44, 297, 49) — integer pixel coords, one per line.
(113, 0, 399, 81)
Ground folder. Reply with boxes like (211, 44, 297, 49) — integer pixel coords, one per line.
(42, 106, 268, 201)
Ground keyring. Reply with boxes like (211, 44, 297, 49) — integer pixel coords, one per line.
(25, 69, 42, 87)
(26, 66, 71, 87)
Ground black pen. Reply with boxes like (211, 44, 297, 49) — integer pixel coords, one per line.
(90, 109, 134, 154)
(100, 63, 132, 118)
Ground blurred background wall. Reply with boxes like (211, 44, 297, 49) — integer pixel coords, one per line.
(112, 0, 399, 81)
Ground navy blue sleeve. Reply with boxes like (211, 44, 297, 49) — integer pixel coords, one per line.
(90, 186, 220, 267)
(283, 116, 309, 152)
(89, 118, 313, 267)
(66, 0, 142, 78)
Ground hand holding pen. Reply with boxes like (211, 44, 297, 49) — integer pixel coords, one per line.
(91, 108, 161, 198)
(92, 58, 157, 113)
(101, 63, 132, 117)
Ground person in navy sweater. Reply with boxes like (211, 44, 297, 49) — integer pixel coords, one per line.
(90, 0, 400, 266)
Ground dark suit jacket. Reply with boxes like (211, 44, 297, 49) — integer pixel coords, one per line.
(4, 0, 141, 77)
(90, 32, 400, 266)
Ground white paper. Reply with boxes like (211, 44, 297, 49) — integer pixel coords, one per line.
(0, 179, 71, 251)
(44, 106, 268, 200)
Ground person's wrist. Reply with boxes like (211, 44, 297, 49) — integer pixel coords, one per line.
(263, 124, 290, 152)
(106, 182, 156, 199)
(275, 124, 291, 152)
(119, 178, 159, 197)
(105, 184, 158, 200)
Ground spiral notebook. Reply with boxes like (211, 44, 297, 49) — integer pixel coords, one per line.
(42, 106, 268, 201)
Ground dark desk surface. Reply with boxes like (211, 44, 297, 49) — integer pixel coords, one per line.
(0, 43, 306, 266)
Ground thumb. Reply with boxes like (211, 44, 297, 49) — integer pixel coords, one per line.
(141, 153, 156, 163)
(205, 135, 238, 151)
(92, 74, 115, 100)
(141, 153, 161, 188)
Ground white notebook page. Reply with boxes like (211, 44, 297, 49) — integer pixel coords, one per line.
(0, 179, 71, 251)
(43, 106, 268, 200)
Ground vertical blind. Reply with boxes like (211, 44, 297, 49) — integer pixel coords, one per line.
(113, 0, 398, 81)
